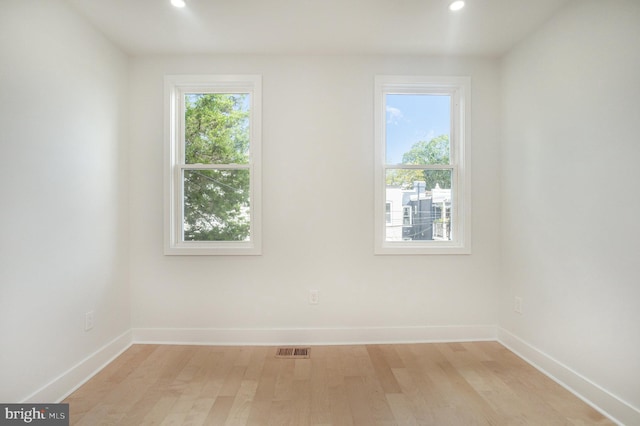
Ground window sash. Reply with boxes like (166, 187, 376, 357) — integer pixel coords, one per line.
(178, 165, 253, 243)
(178, 91, 252, 166)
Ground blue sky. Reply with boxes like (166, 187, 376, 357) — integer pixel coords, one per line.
(385, 94, 450, 164)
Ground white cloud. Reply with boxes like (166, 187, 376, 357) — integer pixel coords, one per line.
(386, 106, 403, 125)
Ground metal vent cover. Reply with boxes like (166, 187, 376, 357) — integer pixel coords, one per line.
(275, 347, 310, 358)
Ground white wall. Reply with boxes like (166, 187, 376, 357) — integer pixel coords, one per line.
(500, 0, 640, 419)
(0, 0, 130, 401)
(129, 55, 501, 341)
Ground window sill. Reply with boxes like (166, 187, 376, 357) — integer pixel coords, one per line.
(375, 242, 471, 255)
(165, 241, 261, 256)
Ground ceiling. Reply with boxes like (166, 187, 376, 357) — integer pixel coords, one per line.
(65, 0, 571, 57)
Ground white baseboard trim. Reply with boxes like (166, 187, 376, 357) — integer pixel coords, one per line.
(497, 327, 640, 426)
(132, 324, 497, 346)
(21, 330, 133, 404)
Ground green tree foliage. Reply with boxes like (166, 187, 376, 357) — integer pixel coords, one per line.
(386, 134, 452, 191)
(183, 94, 251, 241)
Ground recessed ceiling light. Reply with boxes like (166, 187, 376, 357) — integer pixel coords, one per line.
(449, 1, 465, 11)
(171, 0, 186, 8)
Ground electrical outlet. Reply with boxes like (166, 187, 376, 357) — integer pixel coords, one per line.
(514, 297, 523, 314)
(85, 311, 95, 331)
(309, 290, 319, 305)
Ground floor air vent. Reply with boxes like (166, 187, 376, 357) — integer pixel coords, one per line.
(275, 347, 310, 358)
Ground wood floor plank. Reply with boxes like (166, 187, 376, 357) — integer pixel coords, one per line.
(64, 342, 614, 426)
(325, 348, 354, 426)
(272, 358, 295, 401)
(385, 393, 418, 426)
(219, 366, 247, 397)
(365, 345, 402, 394)
(202, 395, 234, 425)
(394, 344, 450, 411)
(291, 377, 312, 426)
(182, 397, 217, 426)
(344, 376, 377, 426)
(225, 380, 258, 426)
(244, 399, 271, 426)
(308, 355, 332, 425)
(138, 395, 179, 426)
(243, 347, 268, 381)
(390, 367, 436, 424)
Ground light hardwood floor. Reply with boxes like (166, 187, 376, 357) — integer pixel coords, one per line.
(64, 342, 613, 425)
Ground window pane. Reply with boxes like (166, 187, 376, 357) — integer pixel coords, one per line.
(183, 169, 250, 241)
(184, 93, 250, 164)
(385, 169, 452, 241)
(385, 94, 450, 165)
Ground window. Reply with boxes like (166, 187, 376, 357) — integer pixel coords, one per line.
(403, 206, 412, 226)
(165, 75, 262, 255)
(374, 76, 470, 254)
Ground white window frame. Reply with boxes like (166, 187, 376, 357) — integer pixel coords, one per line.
(164, 75, 262, 255)
(374, 75, 471, 255)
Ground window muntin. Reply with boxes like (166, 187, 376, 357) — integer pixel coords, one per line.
(165, 75, 261, 255)
(375, 76, 470, 254)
